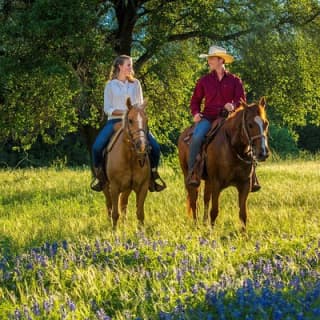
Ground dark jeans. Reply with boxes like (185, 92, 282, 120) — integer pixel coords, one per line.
(188, 118, 212, 171)
(92, 119, 160, 168)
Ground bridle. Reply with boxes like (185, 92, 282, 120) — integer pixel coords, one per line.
(237, 107, 267, 164)
(125, 109, 149, 166)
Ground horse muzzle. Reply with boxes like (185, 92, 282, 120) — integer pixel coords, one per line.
(134, 139, 149, 155)
(255, 148, 269, 162)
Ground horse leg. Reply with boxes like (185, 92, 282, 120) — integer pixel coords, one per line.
(119, 190, 131, 222)
(237, 183, 250, 232)
(186, 186, 199, 222)
(109, 184, 120, 229)
(210, 186, 220, 227)
(135, 182, 149, 227)
(203, 181, 212, 225)
(102, 183, 112, 218)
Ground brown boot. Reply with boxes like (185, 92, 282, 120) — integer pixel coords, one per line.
(149, 169, 166, 192)
(90, 167, 106, 192)
(187, 170, 201, 187)
(251, 169, 261, 192)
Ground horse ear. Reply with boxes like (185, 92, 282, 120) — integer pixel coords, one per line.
(259, 96, 267, 108)
(240, 98, 248, 108)
(126, 97, 133, 110)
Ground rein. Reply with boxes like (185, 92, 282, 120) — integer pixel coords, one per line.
(241, 110, 266, 146)
(236, 109, 266, 165)
(124, 111, 149, 167)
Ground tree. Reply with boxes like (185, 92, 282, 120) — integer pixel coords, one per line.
(233, 2, 320, 131)
(1, 0, 320, 159)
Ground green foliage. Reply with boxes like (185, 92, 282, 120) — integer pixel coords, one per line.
(0, 133, 90, 168)
(268, 124, 299, 156)
(235, 24, 320, 129)
(140, 41, 201, 154)
(1, 0, 320, 158)
(0, 0, 112, 150)
(296, 124, 320, 153)
(1, 66, 79, 149)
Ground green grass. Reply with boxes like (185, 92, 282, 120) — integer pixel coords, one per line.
(0, 159, 320, 319)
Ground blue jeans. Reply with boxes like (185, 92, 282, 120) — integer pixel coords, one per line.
(188, 118, 212, 171)
(92, 119, 160, 169)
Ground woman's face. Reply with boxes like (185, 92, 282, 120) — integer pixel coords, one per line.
(119, 58, 133, 77)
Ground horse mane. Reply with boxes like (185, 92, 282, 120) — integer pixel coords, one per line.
(223, 101, 266, 148)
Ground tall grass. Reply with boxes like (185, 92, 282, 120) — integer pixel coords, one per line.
(0, 159, 320, 319)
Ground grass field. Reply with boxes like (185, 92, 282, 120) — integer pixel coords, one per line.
(0, 158, 320, 319)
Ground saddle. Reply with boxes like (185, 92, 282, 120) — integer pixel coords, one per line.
(183, 117, 226, 180)
(106, 122, 123, 153)
(100, 122, 124, 184)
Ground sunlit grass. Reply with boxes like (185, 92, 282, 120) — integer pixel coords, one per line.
(0, 159, 320, 319)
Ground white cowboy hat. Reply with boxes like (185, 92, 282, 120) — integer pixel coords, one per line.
(199, 45, 234, 64)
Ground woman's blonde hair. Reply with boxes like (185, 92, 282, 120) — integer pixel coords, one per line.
(109, 55, 135, 83)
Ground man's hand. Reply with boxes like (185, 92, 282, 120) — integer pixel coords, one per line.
(193, 113, 202, 123)
(224, 103, 235, 112)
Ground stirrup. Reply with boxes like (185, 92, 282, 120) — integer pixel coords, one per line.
(90, 178, 103, 192)
(149, 171, 166, 192)
(187, 171, 200, 187)
(251, 183, 261, 193)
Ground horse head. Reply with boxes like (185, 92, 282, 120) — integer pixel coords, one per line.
(240, 97, 269, 161)
(125, 98, 149, 155)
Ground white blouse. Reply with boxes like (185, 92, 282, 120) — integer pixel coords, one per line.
(104, 79, 144, 120)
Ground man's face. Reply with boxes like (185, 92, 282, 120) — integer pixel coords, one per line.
(207, 56, 224, 71)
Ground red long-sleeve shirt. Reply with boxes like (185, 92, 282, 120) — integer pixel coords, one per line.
(190, 70, 246, 121)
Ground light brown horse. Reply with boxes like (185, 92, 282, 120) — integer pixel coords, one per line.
(178, 97, 269, 230)
(102, 98, 150, 228)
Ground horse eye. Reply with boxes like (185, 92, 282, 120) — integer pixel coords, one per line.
(128, 119, 133, 125)
(248, 123, 253, 129)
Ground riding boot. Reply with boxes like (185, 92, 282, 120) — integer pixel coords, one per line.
(251, 168, 261, 192)
(149, 168, 166, 192)
(90, 166, 106, 192)
(186, 169, 201, 187)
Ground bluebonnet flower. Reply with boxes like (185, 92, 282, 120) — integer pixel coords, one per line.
(273, 309, 283, 320)
(14, 308, 21, 320)
(159, 311, 172, 320)
(103, 242, 112, 253)
(32, 301, 41, 316)
(26, 262, 33, 270)
(51, 242, 59, 256)
(62, 240, 68, 250)
(313, 308, 320, 317)
(191, 283, 199, 294)
(23, 305, 32, 320)
(96, 308, 112, 320)
(43, 300, 52, 314)
(199, 237, 208, 246)
(176, 268, 183, 283)
(134, 249, 139, 259)
(67, 298, 76, 311)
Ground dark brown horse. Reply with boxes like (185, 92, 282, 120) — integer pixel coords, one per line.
(102, 98, 150, 228)
(178, 97, 269, 230)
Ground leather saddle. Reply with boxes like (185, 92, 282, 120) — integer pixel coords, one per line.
(183, 117, 226, 180)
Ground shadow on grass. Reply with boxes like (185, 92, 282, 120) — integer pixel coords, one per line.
(1, 186, 91, 208)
